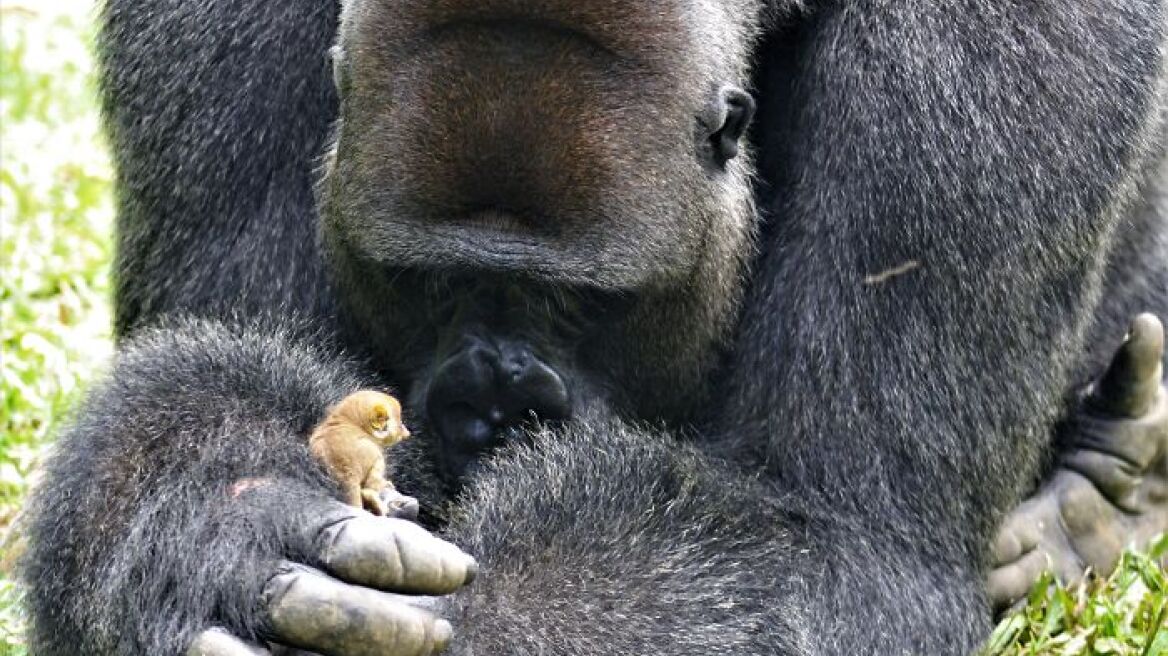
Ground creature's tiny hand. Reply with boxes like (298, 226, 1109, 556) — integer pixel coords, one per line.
(381, 488, 421, 521)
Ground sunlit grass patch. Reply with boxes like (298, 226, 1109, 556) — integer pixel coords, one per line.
(983, 535, 1168, 656)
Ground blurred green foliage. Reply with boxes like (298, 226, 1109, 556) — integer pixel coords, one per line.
(1, 2, 114, 652)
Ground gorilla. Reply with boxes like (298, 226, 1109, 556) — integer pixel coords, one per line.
(20, 0, 1168, 654)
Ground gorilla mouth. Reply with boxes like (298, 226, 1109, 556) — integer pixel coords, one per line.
(459, 208, 545, 235)
(416, 220, 555, 272)
(424, 16, 619, 64)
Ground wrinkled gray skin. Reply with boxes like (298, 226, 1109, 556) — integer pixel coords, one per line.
(989, 315, 1168, 610)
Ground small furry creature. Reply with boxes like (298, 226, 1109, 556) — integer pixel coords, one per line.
(309, 390, 411, 516)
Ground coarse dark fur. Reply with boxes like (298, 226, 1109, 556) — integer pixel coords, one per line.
(21, 1, 1168, 655)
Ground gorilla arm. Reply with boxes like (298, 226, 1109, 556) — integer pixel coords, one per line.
(20, 318, 475, 656)
(718, 0, 1167, 649)
(16, 316, 856, 656)
(437, 412, 1025, 654)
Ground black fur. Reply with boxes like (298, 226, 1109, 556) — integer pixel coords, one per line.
(23, 318, 365, 653)
(99, 0, 339, 334)
(22, 0, 1168, 655)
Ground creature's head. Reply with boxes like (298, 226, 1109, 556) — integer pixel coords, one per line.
(341, 390, 412, 447)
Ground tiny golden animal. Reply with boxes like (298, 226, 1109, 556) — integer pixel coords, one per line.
(309, 390, 411, 516)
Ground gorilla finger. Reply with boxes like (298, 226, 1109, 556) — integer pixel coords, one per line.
(1060, 448, 1142, 510)
(263, 563, 453, 656)
(986, 549, 1050, 613)
(187, 628, 272, 656)
(319, 513, 477, 595)
(990, 501, 1046, 566)
(1068, 400, 1167, 477)
(1090, 313, 1165, 419)
(991, 526, 1024, 567)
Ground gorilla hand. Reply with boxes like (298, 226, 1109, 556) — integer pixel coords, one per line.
(187, 497, 476, 656)
(988, 313, 1168, 611)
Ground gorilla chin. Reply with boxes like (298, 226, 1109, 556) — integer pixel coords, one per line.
(321, 0, 763, 485)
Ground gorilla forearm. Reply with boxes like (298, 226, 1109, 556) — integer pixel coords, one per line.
(443, 420, 990, 655)
(445, 421, 804, 654)
(21, 318, 362, 653)
(728, 0, 1167, 544)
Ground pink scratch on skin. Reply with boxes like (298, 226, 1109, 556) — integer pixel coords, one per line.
(229, 477, 273, 498)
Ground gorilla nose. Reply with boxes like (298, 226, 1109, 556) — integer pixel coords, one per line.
(426, 334, 571, 484)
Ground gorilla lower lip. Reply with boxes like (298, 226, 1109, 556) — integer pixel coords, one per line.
(461, 209, 534, 234)
(425, 17, 617, 64)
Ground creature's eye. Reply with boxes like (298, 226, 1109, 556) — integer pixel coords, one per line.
(370, 405, 389, 430)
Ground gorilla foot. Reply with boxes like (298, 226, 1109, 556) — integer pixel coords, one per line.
(989, 314, 1168, 611)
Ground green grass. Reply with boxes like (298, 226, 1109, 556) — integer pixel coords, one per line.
(982, 536, 1168, 656)
(0, 3, 1164, 655)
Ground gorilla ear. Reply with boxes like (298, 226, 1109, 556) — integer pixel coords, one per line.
(698, 85, 756, 169)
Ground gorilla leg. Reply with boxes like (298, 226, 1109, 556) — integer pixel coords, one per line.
(990, 314, 1168, 609)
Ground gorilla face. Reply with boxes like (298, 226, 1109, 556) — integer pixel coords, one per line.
(324, 0, 760, 292)
(321, 0, 764, 485)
